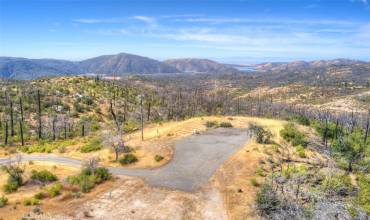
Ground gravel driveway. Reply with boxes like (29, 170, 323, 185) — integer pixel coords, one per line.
(0, 128, 250, 192)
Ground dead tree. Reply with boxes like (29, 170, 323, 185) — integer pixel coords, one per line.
(10, 100, 15, 136)
(140, 94, 144, 141)
(19, 120, 24, 146)
(37, 90, 42, 139)
(4, 120, 8, 145)
(364, 109, 370, 143)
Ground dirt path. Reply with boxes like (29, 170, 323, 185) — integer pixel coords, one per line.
(0, 128, 250, 192)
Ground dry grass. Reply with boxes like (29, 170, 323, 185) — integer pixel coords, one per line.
(0, 161, 79, 220)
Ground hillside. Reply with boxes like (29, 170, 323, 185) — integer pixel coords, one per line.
(164, 58, 238, 73)
(0, 57, 81, 80)
(79, 53, 178, 75)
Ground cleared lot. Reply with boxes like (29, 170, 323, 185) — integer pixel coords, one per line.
(0, 128, 250, 192)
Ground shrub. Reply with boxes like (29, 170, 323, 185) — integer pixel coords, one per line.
(23, 198, 40, 206)
(58, 146, 66, 153)
(250, 178, 260, 187)
(291, 115, 310, 126)
(31, 170, 58, 183)
(296, 145, 306, 158)
(249, 124, 272, 144)
(46, 182, 63, 197)
(3, 180, 20, 193)
(154, 155, 164, 162)
(280, 123, 307, 146)
(79, 175, 96, 193)
(119, 154, 138, 165)
(205, 121, 218, 128)
(0, 195, 8, 208)
(34, 192, 45, 200)
(94, 167, 112, 184)
(321, 174, 353, 196)
(80, 138, 102, 153)
(357, 174, 370, 213)
(256, 183, 281, 215)
(123, 120, 139, 133)
(256, 166, 265, 177)
(67, 167, 111, 193)
(219, 122, 233, 128)
(314, 120, 338, 140)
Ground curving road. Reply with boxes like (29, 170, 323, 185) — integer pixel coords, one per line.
(0, 128, 250, 192)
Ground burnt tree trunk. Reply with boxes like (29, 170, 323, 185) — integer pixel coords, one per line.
(10, 100, 14, 136)
(19, 120, 24, 146)
(4, 121, 8, 145)
(37, 90, 42, 139)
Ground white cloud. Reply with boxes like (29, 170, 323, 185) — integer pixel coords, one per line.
(173, 17, 357, 26)
(131, 16, 157, 26)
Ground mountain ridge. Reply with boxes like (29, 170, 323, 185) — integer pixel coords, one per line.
(0, 53, 238, 80)
(0, 54, 368, 80)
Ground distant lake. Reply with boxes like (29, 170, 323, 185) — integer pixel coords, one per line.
(233, 66, 256, 72)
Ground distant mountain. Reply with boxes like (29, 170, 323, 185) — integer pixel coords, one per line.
(79, 53, 178, 75)
(164, 58, 238, 73)
(0, 57, 81, 80)
(255, 59, 365, 72)
(253, 59, 370, 85)
(1, 54, 368, 81)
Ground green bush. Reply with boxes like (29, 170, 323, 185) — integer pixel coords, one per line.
(79, 175, 96, 193)
(67, 167, 111, 193)
(119, 154, 138, 165)
(154, 155, 164, 162)
(34, 192, 45, 200)
(23, 198, 40, 206)
(94, 167, 112, 184)
(290, 115, 310, 126)
(256, 183, 281, 215)
(280, 123, 307, 146)
(0, 195, 8, 208)
(205, 121, 218, 128)
(296, 145, 306, 158)
(219, 122, 233, 128)
(250, 178, 260, 187)
(31, 170, 58, 183)
(3, 179, 20, 193)
(123, 120, 140, 133)
(321, 173, 353, 196)
(249, 124, 272, 144)
(46, 182, 63, 197)
(80, 138, 102, 153)
(314, 120, 339, 140)
(357, 174, 370, 213)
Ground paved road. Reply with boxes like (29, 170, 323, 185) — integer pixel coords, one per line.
(0, 128, 250, 192)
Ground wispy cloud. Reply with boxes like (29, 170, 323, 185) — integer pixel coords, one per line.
(173, 17, 358, 26)
(72, 14, 370, 61)
(131, 16, 157, 26)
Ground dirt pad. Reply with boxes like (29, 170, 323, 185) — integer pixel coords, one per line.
(29, 176, 228, 220)
(1, 128, 250, 192)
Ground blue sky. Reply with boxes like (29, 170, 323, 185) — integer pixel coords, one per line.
(0, 0, 369, 64)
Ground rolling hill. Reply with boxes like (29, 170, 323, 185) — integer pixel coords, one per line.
(164, 58, 238, 73)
